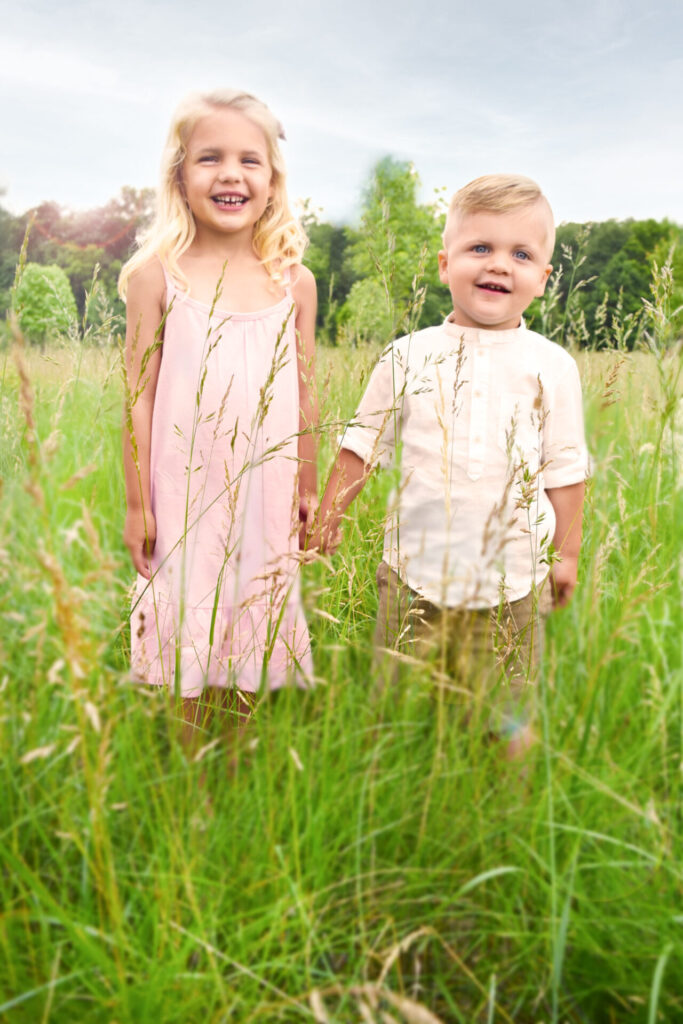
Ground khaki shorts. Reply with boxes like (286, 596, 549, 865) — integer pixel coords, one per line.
(374, 562, 553, 734)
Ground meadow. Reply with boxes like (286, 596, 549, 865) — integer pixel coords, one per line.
(0, 296, 681, 1023)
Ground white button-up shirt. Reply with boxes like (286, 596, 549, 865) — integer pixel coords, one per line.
(341, 317, 588, 608)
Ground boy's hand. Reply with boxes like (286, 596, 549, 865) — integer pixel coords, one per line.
(123, 508, 156, 579)
(550, 554, 578, 607)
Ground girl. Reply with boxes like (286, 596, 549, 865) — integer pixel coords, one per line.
(119, 89, 317, 724)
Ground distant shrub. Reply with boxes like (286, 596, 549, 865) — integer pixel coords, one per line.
(340, 278, 393, 344)
(14, 262, 78, 344)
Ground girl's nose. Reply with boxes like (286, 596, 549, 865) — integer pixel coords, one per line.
(218, 159, 242, 182)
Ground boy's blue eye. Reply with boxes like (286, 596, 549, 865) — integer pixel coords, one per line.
(472, 244, 489, 254)
(514, 250, 531, 260)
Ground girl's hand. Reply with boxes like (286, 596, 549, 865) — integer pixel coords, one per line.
(298, 494, 319, 551)
(123, 508, 156, 579)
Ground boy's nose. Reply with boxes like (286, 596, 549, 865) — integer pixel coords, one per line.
(486, 250, 511, 273)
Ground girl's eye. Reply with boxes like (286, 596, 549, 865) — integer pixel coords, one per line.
(198, 155, 217, 164)
(243, 157, 261, 166)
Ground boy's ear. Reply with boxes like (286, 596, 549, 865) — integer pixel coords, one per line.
(437, 250, 448, 284)
(535, 263, 553, 297)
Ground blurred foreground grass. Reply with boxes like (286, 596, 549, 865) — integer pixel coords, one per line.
(0, 336, 681, 1023)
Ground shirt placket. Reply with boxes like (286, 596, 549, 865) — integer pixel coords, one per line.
(468, 342, 489, 481)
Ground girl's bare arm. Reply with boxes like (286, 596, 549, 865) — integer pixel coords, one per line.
(122, 260, 165, 578)
(292, 265, 318, 542)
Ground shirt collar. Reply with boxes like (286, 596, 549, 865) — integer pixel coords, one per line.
(443, 314, 526, 345)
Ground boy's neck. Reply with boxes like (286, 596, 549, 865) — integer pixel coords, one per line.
(447, 312, 524, 332)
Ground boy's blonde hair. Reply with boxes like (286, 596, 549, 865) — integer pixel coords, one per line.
(444, 173, 555, 258)
(119, 89, 307, 298)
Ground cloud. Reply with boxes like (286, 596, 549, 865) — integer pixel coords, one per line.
(0, 37, 130, 101)
(1, 0, 682, 223)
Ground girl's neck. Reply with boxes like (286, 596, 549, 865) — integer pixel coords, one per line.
(178, 238, 285, 313)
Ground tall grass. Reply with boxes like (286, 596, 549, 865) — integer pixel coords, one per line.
(1, 274, 682, 1024)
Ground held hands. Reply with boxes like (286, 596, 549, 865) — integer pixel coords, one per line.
(123, 508, 156, 579)
(299, 497, 343, 557)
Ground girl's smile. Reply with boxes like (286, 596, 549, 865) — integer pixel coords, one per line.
(211, 192, 248, 208)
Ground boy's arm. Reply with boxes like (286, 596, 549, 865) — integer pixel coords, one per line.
(292, 266, 319, 546)
(309, 448, 371, 552)
(122, 261, 164, 579)
(308, 343, 402, 553)
(546, 481, 585, 607)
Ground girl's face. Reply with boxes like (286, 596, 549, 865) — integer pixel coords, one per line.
(181, 107, 273, 241)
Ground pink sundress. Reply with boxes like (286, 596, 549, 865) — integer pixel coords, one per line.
(130, 266, 312, 697)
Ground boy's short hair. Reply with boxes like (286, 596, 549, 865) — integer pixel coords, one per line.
(444, 173, 555, 260)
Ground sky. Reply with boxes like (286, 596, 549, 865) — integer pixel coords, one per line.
(1, 0, 682, 228)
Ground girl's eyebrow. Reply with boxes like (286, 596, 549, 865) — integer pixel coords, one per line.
(192, 145, 267, 160)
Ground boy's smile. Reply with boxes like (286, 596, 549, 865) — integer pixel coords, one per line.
(438, 204, 553, 331)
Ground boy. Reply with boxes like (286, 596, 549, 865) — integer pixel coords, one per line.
(312, 175, 588, 756)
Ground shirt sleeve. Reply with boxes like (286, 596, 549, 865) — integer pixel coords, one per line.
(340, 344, 405, 468)
(542, 357, 589, 488)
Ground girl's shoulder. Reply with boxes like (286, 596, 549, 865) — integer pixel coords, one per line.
(289, 263, 317, 306)
(126, 256, 166, 304)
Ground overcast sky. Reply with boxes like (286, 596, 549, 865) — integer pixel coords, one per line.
(1, 0, 682, 227)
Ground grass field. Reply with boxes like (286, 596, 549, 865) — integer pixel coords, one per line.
(0, 322, 681, 1023)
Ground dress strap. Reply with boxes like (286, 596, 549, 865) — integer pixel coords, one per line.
(157, 258, 181, 309)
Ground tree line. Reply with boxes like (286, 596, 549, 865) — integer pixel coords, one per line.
(1, 158, 681, 347)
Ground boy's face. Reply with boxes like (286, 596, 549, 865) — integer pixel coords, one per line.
(438, 203, 553, 331)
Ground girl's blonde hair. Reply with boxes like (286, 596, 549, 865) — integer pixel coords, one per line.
(119, 89, 307, 297)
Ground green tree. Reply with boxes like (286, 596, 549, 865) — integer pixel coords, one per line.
(548, 218, 679, 347)
(14, 188, 154, 318)
(346, 157, 450, 341)
(303, 214, 359, 342)
(0, 199, 27, 316)
(14, 262, 78, 344)
(340, 278, 393, 345)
